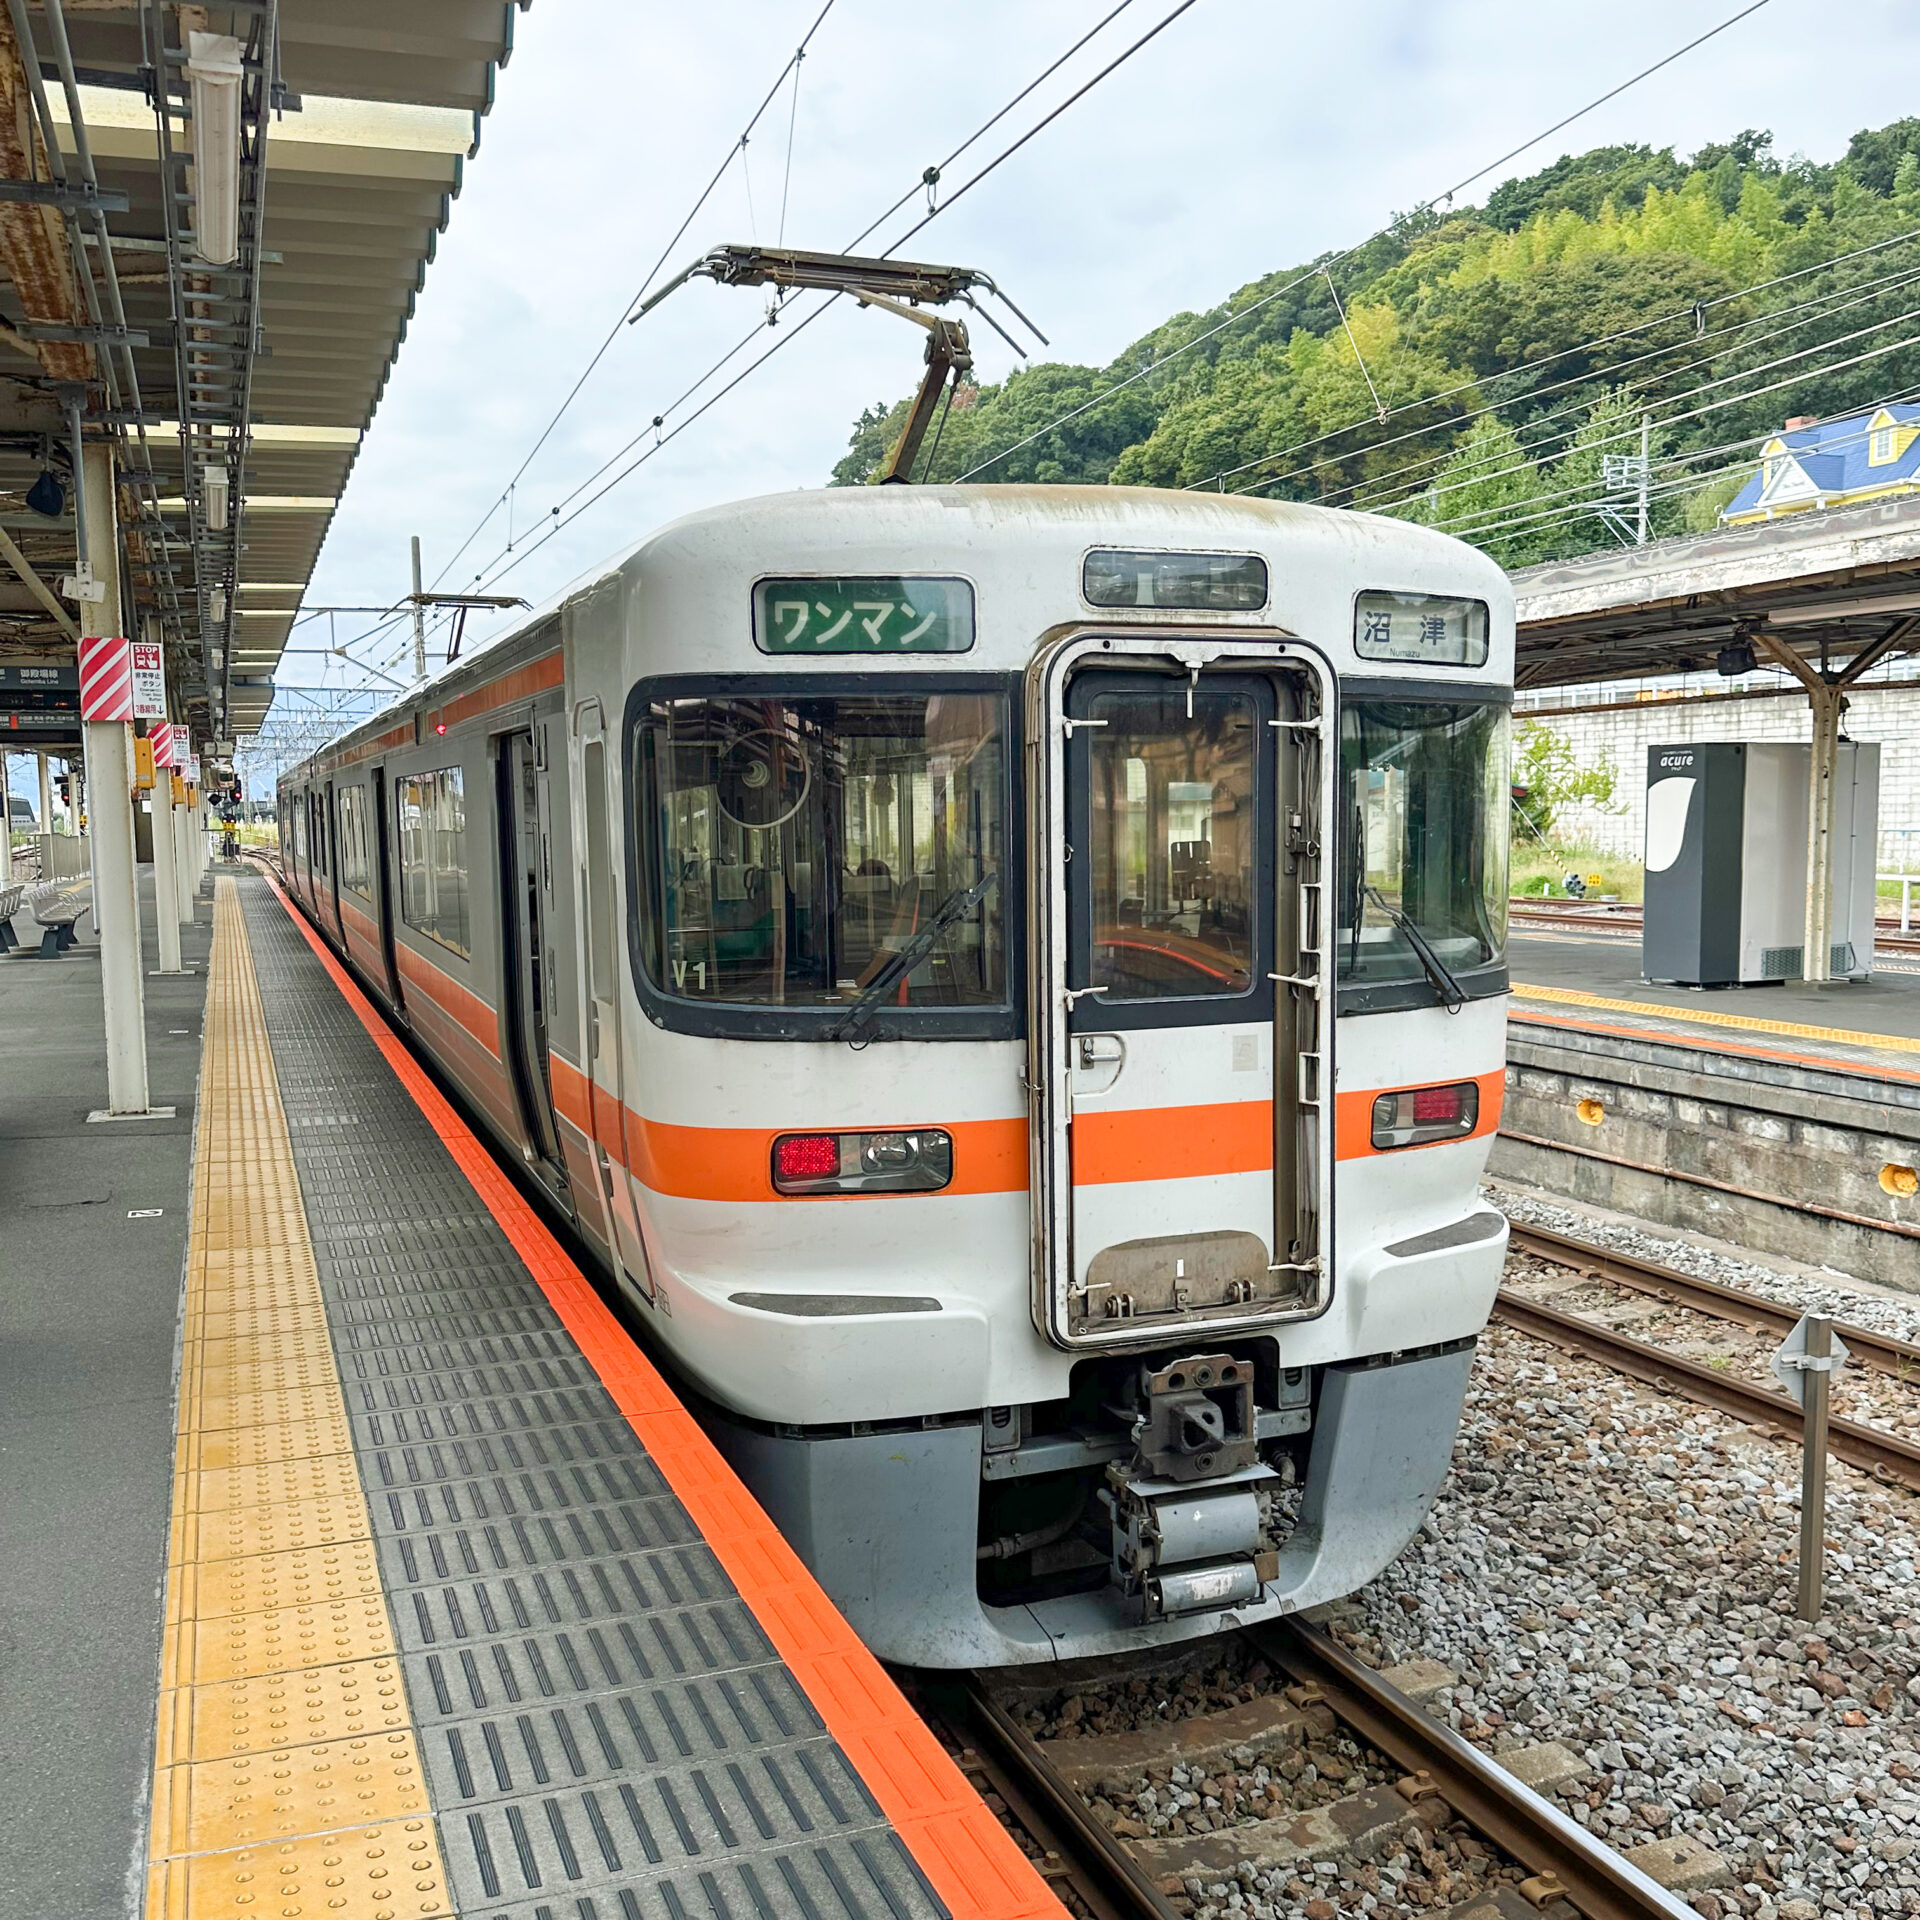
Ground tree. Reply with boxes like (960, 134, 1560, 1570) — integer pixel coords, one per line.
(1404, 414, 1551, 568)
(1511, 721, 1620, 841)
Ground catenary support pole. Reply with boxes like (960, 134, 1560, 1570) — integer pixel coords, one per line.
(411, 534, 426, 682)
(0, 749, 13, 883)
(79, 438, 151, 1115)
(37, 748, 50, 835)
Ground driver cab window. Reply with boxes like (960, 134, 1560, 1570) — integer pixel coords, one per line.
(1083, 683, 1259, 1001)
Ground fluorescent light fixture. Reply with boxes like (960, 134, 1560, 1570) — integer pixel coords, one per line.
(210, 647, 224, 668)
(1767, 591, 1920, 626)
(208, 586, 227, 623)
(186, 32, 244, 267)
(203, 465, 229, 531)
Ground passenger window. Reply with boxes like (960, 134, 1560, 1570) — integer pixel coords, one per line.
(337, 786, 371, 897)
(1083, 685, 1258, 1000)
(396, 767, 470, 956)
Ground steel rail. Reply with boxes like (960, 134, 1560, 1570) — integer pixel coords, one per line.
(1492, 1287, 1920, 1491)
(926, 1677, 1182, 1920)
(1497, 1128, 1920, 1243)
(1507, 1221, 1920, 1381)
(1245, 1621, 1694, 1920)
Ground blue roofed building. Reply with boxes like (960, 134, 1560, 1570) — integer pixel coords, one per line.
(1721, 404, 1920, 523)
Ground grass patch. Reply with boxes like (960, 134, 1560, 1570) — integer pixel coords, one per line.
(1511, 838, 1643, 903)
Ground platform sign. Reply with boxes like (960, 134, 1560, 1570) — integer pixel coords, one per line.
(78, 633, 134, 721)
(185, 752, 201, 789)
(130, 637, 166, 720)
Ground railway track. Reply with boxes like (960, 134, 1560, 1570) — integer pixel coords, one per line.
(1506, 902, 1920, 957)
(916, 1625, 1696, 1920)
(1493, 1225, 1920, 1494)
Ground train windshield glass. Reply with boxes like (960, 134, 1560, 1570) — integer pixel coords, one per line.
(637, 691, 1008, 1014)
(1336, 698, 1509, 995)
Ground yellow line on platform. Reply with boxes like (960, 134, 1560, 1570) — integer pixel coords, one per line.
(1511, 981, 1920, 1056)
(144, 878, 450, 1920)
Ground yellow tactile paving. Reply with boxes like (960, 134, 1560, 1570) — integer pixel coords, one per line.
(167, 1541, 388, 1626)
(175, 1450, 371, 1517)
(162, 1592, 398, 1687)
(169, 1490, 373, 1567)
(144, 879, 447, 1914)
(156, 1659, 414, 1768)
(180, 1409, 356, 1474)
(145, 1819, 450, 1920)
(1512, 980, 1920, 1054)
(152, 1731, 432, 1853)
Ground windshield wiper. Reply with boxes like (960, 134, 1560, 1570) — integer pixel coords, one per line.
(827, 869, 1000, 1042)
(1364, 885, 1466, 1013)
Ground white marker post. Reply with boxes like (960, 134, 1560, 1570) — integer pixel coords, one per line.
(1773, 1313, 1850, 1621)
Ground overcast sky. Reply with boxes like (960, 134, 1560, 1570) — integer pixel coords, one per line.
(139, 0, 1920, 742)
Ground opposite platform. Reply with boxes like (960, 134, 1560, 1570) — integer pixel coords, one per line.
(146, 873, 1061, 1920)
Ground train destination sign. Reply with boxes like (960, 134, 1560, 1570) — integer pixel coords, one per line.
(753, 575, 974, 654)
(1353, 589, 1490, 667)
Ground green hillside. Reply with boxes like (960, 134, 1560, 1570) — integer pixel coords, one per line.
(830, 121, 1920, 567)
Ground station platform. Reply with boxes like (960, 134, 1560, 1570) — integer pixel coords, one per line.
(5, 868, 1059, 1920)
(1508, 923, 1920, 1083)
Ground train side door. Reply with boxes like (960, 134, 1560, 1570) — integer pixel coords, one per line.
(573, 700, 654, 1301)
(1029, 636, 1330, 1350)
(497, 726, 571, 1207)
(370, 767, 404, 1008)
(324, 780, 343, 936)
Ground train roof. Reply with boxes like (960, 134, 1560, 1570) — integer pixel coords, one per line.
(284, 486, 1512, 784)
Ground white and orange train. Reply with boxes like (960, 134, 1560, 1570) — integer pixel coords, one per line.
(279, 486, 1513, 1666)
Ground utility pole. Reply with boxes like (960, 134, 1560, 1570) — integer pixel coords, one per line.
(79, 438, 156, 1118)
(37, 750, 51, 837)
(0, 749, 12, 884)
(410, 535, 426, 682)
(1637, 411, 1651, 546)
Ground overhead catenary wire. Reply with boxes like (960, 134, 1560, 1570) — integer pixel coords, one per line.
(1196, 225, 1920, 498)
(416, 0, 1214, 627)
(1352, 294, 1920, 521)
(428, 0, 839, 592)
(953, 0, 1781, 483)
(1272, 257, 1920, 514)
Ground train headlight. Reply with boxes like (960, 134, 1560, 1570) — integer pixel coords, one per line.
(771, 1128, 954, 1195)
(1370, 1081, 1479, 1150)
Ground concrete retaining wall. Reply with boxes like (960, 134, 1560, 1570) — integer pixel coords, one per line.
(1494, 1019, 1920, 1290)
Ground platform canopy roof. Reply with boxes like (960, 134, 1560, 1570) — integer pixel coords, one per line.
(0, 1, 529, 753)
(1511, 492, 1920, 692)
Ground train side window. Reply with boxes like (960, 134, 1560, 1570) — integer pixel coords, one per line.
(338, 785, 371, 897)
(396, 767, 470, 957)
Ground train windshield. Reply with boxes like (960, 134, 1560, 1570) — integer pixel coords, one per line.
(636, 690, 1008, 1015)
(1336, 697, 1509, 1000)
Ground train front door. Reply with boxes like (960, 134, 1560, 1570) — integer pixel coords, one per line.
(1029, 634, 1330, 1350)
(499, 726, 570, 1207)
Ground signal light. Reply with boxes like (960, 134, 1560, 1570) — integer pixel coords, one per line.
(771, 1128, 955, 1195)
(433, 721, 447, 736)
(1371, 1081, 1479, 1151)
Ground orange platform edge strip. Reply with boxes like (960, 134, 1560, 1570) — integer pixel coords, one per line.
(259, 872, 1065, 1920)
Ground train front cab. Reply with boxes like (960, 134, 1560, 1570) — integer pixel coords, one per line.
(674, 614, 1512, 1667)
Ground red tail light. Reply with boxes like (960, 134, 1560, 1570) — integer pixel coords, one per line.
(1372, 1081, 1479, 1150)
(770, 1129, 955, 1195)
(773, 1134, 840, 1182)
